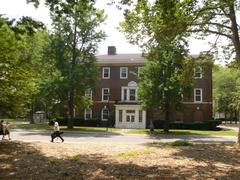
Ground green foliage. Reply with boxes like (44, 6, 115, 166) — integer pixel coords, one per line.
(0, 18, 45, 117)
(49, 0, 106, 125)
(213, 65, 240, 119)
(120, 0, 200, 132)
(188, 0, 240, 63)
(152, 119, 222, 130)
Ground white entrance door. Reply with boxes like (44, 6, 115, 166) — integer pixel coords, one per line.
(126, 110, 135, 123)
(115, 105, 146, 129)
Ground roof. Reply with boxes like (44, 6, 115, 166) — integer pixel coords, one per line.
(96, 54, 146, 64)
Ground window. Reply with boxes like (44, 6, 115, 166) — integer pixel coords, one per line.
(194, 67, 202, 79)
(129, 89, 136, 101)
(102, 109, 109, 121)
(194, 88, 202, 102)
(123, 89, 127, 101)
(85, 89, 92, 99)
(84, 109, 92, 120)
(102, 67, 110, 79)
(119, 110, 122, 122)
(102, 88, 110, 101)
(126, 110, 135, 122)
(120, 67, 128, 79)
(121, 88, 137, 102)
(139, 110, 143, 122)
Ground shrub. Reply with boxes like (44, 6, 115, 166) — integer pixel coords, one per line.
(49, 117, 101, 127)
(152, 119, 222, 130)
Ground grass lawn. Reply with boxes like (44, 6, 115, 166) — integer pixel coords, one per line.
(127, 128, 238, 136)
(5, 119, 119, 132)
(0, 141, 239, 179)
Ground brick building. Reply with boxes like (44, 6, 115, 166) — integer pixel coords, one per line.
(84, 46, 212, 129)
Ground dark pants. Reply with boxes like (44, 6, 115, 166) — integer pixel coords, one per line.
(51, 131, 64, 142)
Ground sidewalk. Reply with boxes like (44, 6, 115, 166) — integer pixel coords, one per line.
(219, 124, 239, 132)
(7, 129, 238, 145)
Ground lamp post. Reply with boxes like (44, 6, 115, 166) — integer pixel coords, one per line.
(105, 93, 110, 132)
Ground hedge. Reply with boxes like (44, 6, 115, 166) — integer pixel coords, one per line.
(49, 117, 101, 127)
(152, 119, 222, 130)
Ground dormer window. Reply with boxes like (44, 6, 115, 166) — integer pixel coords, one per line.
(102, 67, 110, 79)
(194, 67, 202, 79)
(120, 67, 128, 79)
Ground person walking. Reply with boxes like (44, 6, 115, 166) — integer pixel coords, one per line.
(51, 122, 64, 143)
(2, 121, 11, 140)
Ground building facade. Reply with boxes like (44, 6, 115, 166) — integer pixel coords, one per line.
(84, 46, 212, 129)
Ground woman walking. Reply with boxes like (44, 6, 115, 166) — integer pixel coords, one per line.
(2, 121, 11, 140)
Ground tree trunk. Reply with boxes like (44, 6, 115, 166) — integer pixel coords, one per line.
(164, 101, 170, 133)
(229, 4, 240, 65)
(67, 22, 77, 129)
(238, 111, 240, 145)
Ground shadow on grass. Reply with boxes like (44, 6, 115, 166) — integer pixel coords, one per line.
(0, 141, 239, 179)
(15, 129, 123, 138)
(144, 142, 240, 167)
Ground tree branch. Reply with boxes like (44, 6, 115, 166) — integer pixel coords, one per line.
(189, 28, 233, 40)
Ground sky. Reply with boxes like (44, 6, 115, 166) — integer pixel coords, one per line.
(0, 0, 211, 55)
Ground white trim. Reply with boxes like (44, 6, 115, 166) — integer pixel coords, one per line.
(121, 86, 137, 102)
(102, 88, 110, 102)
(194, 88, 203, 102)
(194, 67, 203, 79)
(101, 108, 109, 121)
(183, 102, 212, 104)
(97, 60, 146, 65)
(102, 67, 110, 79)
(84, 109, 92, 120)
(120, 67, 128, 79)
(114, 104, 146, 129)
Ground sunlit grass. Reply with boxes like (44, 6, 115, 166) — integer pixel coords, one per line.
(127, 129, 238, 136)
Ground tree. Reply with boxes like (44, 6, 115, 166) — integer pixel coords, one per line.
(50, 0, 106, 128)
(0, 17, 44, 117)
(121, 0, 196, 132)
(187, 0, 240, 64)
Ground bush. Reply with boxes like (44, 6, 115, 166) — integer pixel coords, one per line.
(49, 117, 101, 127)
(152, 119, 222, 130)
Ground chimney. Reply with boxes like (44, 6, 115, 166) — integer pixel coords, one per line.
(108, 46, 116, 55)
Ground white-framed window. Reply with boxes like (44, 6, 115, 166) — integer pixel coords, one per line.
(120, 67, 128, 79)
(194, 67, 203, 79)
(139, 110, 143, 122)
(119, 110, 123, 122)
(102, 67, 110, 79)
(85, 89, 92, 99)
(84, 109, 92, 120)
(129, 89, 136, 101)
(102, 88, 110, 102)
(122, 87, 137, 102)
(194, 88, 202, 102)
(126, 110, 135, 122)
(102, 108, 109, 121)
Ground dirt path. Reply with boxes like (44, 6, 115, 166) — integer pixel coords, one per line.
(0, 141, 239, 179)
